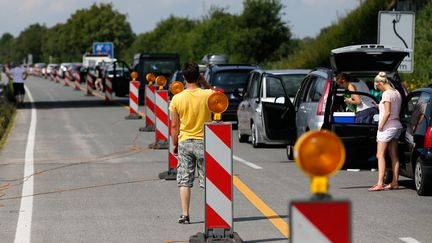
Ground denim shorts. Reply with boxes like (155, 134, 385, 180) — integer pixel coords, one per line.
(377, 128, 401, 142)
(177, 139, 205, 188)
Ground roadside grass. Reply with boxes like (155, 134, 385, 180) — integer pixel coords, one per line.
(0, 102, 16, 150)
(0, 79, 16, 150)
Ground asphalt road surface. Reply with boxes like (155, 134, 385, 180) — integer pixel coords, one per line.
(0, 76, 431, 242)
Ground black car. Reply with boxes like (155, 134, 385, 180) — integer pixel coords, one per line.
(399, 88, 432, 195)
(203, 64, 258, 121)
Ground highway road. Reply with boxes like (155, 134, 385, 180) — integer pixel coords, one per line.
(0, 76, 431, 242)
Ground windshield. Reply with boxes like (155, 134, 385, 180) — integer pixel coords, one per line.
(212, 70, 251, 87)
(142, 60, 178, 76)
(278, 74, 306, 97)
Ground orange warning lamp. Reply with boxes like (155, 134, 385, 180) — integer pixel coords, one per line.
(169, 81, 184, 95)
(294, 130, 345, 195)
(146, 73, 156, 85)
(155, 75, 167, 90)
(130, 71, 138, 81)
(207, 92, 228, 121)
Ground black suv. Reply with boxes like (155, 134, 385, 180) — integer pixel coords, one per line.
(204, 64, 258, 121)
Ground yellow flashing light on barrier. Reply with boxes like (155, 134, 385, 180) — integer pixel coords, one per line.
(146, 73, 156, 85)
(294, 130, 345, 195)
(130, 71, 138, 81)
(170, 81, 184, 95)
(155, 75, 167, 90)
(207, 92, 228, 121)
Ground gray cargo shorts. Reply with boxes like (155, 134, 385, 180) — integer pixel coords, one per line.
(177, 139, 205, 188)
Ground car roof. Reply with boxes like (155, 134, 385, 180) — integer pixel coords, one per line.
(265, 69, 311, 75)
(210, 64, 257, 71)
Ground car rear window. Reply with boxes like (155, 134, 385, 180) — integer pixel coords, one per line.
(278, 74, 306, 97)
(213, 70, 251, 87)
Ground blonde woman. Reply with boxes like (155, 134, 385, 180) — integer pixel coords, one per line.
(369, 72, 402, 191)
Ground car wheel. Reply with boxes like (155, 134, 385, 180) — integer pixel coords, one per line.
(238, 130, 248, 143)
(286, 145, 294, 160)
(415, 158, 431, 196)
(251, 123, 261, 148)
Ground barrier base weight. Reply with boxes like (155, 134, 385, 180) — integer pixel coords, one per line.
(148, 140, 168, 149)
(158, 169, 177, 180)
(189, 232, 243, 243)
(139, 125, 155, 132)
(125, 114, 142, 120)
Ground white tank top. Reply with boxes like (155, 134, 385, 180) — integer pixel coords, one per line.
(351, 81, 376, 112)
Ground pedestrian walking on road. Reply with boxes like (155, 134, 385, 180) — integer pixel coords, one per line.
(169, 62, 213, 224)
(368, 72, 402, 191)
(336, 73, 378, 123)
(94, 65, 103, 92)
(6, 62, 28, 107)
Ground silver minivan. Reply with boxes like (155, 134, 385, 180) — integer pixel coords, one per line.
(284, 45, 411, 166)
(237, 69, 309, 147)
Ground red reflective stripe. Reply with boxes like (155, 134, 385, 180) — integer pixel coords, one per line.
(206, 204, 230, 229)
(294, 202, 350, 243)
(206, 152, 232, 200)
(207, 124, 231, 148)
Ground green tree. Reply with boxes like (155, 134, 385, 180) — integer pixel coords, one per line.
(12, 24, 47, 63)
(232, 0, 291, 63)
(0, 33, 15, 63)
(43, 3, 135, 62)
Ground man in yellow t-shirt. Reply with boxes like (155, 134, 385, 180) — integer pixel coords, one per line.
(169, 62, 213, 224)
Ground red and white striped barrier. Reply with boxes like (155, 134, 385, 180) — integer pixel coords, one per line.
(55, 70, 60, 83)
(205, 123, 233, 232)
(158, 112, 178, 180)
(105, 77, 113, 104)
(85, 73, 94, 96)
(189, 122, 241, 242)
(140, 85, 156, 132)
(149, 90, 168, 149)
(64, 71, 71, 86)
(125, 81, 142, 119)
(73, 72, 80, 90)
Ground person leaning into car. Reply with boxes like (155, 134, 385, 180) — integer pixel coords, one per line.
(336, 73, 378, 123)
(368, 72, 402, 192)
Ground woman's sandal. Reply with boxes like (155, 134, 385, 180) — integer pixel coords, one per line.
(368, 184, 384, 191)
(384, 184, 399, 190)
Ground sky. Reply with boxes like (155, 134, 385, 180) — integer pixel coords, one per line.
(0, 0, 361, 39)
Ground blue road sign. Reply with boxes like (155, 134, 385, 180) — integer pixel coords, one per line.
(92, 42, 114, 58)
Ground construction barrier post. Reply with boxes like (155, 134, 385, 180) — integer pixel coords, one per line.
(63, 71, 70, 87)
(125, 81, 142, 119)
(289, 130, 350, 243)
(139, 85, 156, 132)
(190, 122, 242, 243)
(158, 112, 177, 180)
(73, 72, 81, 90)
(149, 90, 169, 149)
(105, 77, 113, 104)
(85, 73, 94, 96)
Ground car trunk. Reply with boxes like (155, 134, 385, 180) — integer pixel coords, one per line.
(326, 45, 410, 167)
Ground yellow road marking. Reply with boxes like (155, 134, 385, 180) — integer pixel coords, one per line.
(233, 176, 289, 238)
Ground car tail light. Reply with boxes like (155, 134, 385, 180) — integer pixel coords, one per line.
(316, 79, 331, 116)
(213, 87, 225, 93)
(424, 126, 432, 148)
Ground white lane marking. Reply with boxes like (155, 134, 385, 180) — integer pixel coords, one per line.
(15, 85, 36, 243)
(233, 155, 262, 170)
(400, 237, 422, 243)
